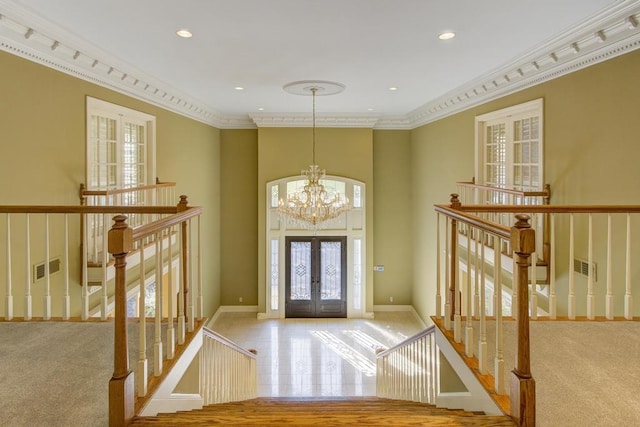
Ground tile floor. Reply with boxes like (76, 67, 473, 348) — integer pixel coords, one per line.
(211, 311, 424, 398)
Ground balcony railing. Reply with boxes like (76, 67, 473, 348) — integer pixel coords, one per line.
(376, 326, 437, 404)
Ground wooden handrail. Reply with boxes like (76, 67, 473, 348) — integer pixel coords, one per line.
(131, 206, 203, 242)
(435, 204, 511, 239)
(376, 325, 436, 359)
(452, 204, 640, 214)
(456, 181, 550, 198)
(0, 205, 178, 214)
(80, 181, 176, 197)
(202, 327, 258, 359)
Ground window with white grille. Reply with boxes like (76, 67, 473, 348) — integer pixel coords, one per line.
(475, 99, 543, 193)
(86, 97, 156, 196)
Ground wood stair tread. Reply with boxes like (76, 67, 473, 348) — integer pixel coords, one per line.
(131, 397, 515, 426)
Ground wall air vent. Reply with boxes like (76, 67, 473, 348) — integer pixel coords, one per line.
(33, 258, 61, 282)
(574, 258, 597, 282)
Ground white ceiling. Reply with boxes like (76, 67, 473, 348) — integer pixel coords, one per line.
(2, 0, 639, 128)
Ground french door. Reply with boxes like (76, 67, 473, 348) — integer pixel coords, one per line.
(285, 236, 347, 318)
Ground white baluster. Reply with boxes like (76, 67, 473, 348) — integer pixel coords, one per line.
(494, 236, 504, 394)
(92, 213, 98, 264)
(587, 214, 595, 320)
(465, 225, 473, 357)
(167, 225, 175, 360)
(82, 213, 89, 320)
(101, 214, 109, 320)
(197, 215, 203, 319)
(62, 214, 70, 320)
(138, 253, 148, 397)
(436, 213, 442, 319)
(549, 214, 557, 319)
(43, 214, 51, 320)
(625, 213, 633, 320)
(530, 213, 538, 320)
(512, 248, 518, 321)
(24, 213, 32, 320)
(479, 231, 487, 374)
(474, 230, 480, 320)
(444, 219, 451, 330)
(154, 233, 163, 376)
(606, 213, 614, 320)
(5, 214, 13, 320)
(454, 224, 462, 343)
(568, 214, 576, 320)
(188, 218, 194, 332)
(178, 223, 186, 344)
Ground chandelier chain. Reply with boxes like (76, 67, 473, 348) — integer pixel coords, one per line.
(312, 87, 317, 166)
(277, 83, 351, 229)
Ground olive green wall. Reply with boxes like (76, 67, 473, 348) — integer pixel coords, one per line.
(220, 129, 259, 306)
(411, 49, 640, 321)
(257, 127, 375, 314)
(0, 50, 222, 318)
(372, 130, 413, 305)
(219, 127, 414, 313)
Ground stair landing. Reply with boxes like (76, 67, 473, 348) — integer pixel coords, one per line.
(131, 397, 515, 426)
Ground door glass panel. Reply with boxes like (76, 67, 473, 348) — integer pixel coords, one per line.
(271, 239, 279, 310)
(353, 239, 362, 310)
(290, 241, 311, 300)
(320, 241, 342, 300)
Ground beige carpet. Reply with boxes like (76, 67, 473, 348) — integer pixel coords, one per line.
(464, 319, 640, 426)
(0, 322, 113, 427)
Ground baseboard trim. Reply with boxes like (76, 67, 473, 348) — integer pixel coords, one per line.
(373, 304, 414, 312)
(373, 305, 428, 329)
(207, 305, 259, 328)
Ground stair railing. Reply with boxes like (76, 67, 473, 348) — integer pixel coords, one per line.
(440, 199, 640, 321)
(108, 197, 204, 426)
(80, 179, 176, 265)
(376, 325, 437, 404)
(0, 198, 205, 426)
(201, 327, 257, 405)
(456, 181, 551, 276)
(0, 204, 177, 320)
(435, 195, 536, 426)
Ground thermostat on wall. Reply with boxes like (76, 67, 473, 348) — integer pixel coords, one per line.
(374, 265, 385, 272)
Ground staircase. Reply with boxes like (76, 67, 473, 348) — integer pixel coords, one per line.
(130, 397, 515, 426)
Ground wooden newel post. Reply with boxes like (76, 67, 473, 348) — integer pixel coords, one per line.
(449, 194, 461, 321)
(108, 215, 134, 427)
(510, 214, 536, 426)
(177, 196, 190, 327)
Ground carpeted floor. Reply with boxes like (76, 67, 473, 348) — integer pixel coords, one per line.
(0, 322, 113, 427)
(466, 319, 640, 427)
(1, 319, 639, 426)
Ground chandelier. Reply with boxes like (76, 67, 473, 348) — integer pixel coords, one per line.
(277, 81, 351, 229)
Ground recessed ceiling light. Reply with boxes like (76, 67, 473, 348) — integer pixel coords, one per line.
(176, 29, 193, 38)
(389, 87, 398, 91)
(258, 107, 264, 111)
(367, 108, 374, 111)
(234, 86, 244, 91)
(438, 31, 456, 40)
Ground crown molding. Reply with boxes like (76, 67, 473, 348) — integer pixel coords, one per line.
(1, 0, 639, 131)
(250, 113, 382, 128)
(406, 0, 640, 128)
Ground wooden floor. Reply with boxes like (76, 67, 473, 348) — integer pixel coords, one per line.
(131, 397, 516, 426)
